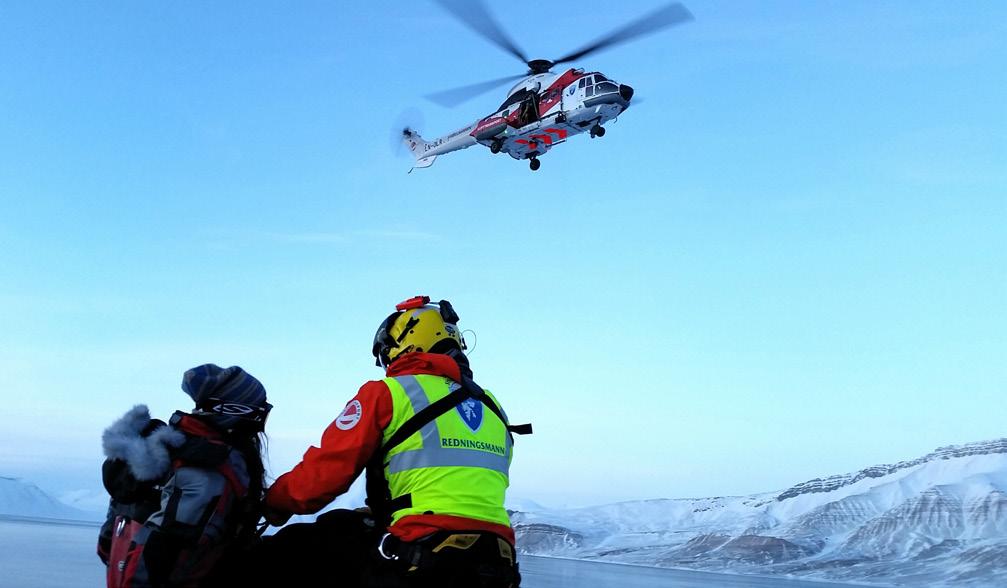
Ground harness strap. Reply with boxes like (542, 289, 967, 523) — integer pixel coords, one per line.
(459, 373, 533, 437)
(377, 531, 520, 580)
(507, 423, 534, 435)
(379, 387, 470, 461)
(379, 377, 532, 463)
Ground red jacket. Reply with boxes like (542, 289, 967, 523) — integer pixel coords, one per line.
(265, 353, 514, 543)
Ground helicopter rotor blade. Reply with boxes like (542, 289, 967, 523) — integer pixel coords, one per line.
(425, 73, 527, 108)
(432, 0, 529, 65)
(552, 2, 694, 67)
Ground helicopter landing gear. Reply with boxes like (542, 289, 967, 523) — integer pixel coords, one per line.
(590, 125, 606, 138)
(490, 140, 502, 154)
(529, 157, 541, 171)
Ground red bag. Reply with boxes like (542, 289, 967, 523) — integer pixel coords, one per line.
(106, 515, 145, 588)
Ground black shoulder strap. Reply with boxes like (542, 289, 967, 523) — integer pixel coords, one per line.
(378, 387, 470, 461)
(377, 376, 532, 462)
(479, 393, 533, 436)
(365, 375, 532, 526)
(460, 374, 533, 438)
(366, 383, 468, 525)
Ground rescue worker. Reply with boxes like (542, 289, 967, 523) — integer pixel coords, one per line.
(98, 364, 271, 588)
(261, 296, 527, 587)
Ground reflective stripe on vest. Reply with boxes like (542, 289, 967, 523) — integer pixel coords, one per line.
(387, 376, 511, 475)
(382, 374, 511, 527)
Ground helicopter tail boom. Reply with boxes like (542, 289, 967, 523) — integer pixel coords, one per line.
(402, 129, 437, 168)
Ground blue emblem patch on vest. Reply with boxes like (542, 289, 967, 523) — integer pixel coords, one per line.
(456, 398, 483, 433)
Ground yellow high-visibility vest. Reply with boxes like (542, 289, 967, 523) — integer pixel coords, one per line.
(381, 374, 511, 527)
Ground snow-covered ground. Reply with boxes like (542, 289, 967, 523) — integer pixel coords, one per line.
(1, 519, 860, 587)
(513, 439, 1007, 587)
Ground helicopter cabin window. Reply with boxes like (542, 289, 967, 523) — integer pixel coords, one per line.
(578, 78, 586, 88)
(498, 88, 532, 112)
(586, 85, 595, 97)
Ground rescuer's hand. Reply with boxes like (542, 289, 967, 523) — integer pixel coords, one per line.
(262, 504, 292, 527)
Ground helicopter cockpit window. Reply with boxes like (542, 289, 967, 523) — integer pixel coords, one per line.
(596, 81, 618, 94)
(578, 78, 586, 89)
(594, 74, 609, 83)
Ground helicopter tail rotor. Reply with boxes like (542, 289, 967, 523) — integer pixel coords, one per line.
(390, 108, 425, 158)
(401, 128, 438, 170)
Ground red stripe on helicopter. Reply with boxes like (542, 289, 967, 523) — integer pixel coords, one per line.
(543, 69, 584, 95)
(538, 69, 585, 117)
(545, 128, 568, 140)
(531, 134, 553, 145)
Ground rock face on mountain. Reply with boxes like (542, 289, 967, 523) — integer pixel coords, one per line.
(776, 440, 1007, 501)
(513, 439, 1007, 587)
(513, 523, 584, 554)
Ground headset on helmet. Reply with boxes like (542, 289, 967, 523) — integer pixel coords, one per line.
(372, 296, 467, 368)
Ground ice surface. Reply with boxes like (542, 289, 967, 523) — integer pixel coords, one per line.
(0, 519, 862, 587)
(0, 519, 105, 588)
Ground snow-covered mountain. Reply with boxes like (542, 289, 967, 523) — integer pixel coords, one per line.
(0, 476, 102, 522)
(512, 439, 1007, 587)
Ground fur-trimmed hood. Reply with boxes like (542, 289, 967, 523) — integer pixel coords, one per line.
(102, 405, 185, 481)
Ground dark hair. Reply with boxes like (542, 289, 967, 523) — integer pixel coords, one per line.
(227, 430, 268, 543)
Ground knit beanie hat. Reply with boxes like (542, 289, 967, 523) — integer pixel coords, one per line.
(182, 364, 270, 433)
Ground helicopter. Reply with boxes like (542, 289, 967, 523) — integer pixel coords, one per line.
(401, 0, 693, 172)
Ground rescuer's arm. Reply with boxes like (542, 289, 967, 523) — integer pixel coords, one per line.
(265, 381, 392, 516)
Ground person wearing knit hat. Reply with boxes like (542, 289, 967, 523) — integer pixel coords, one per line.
(97, 363, 271, 588)
(183, 364, 271, 435)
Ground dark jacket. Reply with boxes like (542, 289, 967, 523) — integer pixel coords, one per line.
(99, 405, 260, 588)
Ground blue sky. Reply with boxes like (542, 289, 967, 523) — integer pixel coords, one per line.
(1, 1, 1004, 508)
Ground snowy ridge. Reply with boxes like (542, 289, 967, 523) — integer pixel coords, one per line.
(513, 439, 1007, 587)
(0, 476, 100, 522)
(777, 439, 1007, 501)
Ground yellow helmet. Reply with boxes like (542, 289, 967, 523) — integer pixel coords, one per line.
(372, 296, 466, 367)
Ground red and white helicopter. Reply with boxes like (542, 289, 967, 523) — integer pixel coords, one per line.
(402, 1, 693, 172)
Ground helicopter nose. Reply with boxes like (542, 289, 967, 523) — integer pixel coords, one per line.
(619, 84, 635, 102)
